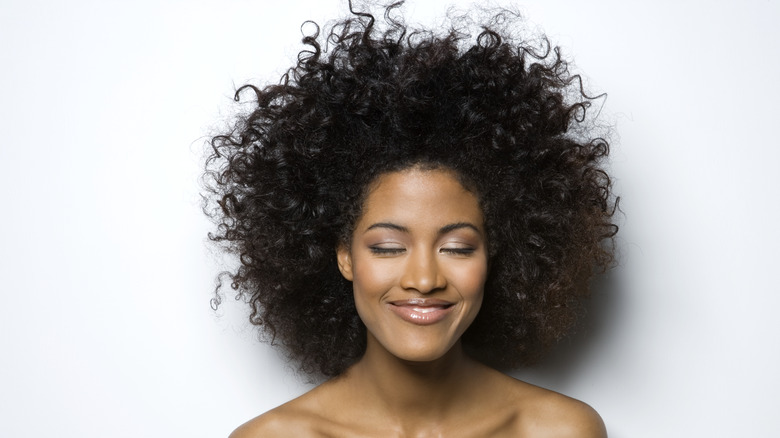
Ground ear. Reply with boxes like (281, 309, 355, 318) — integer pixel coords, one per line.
(336, 244, 354, 281)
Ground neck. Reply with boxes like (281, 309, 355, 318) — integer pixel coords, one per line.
(347, 335, 480, 424)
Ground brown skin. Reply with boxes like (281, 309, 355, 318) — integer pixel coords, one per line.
(230, 168, 607, 438)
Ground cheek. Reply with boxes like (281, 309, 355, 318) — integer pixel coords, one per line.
(449, 261, 488, 300)
(351, 259, 397, 325)
(352, 260, 394, 297)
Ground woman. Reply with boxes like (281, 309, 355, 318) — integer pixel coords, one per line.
(205, 2, 617, 436)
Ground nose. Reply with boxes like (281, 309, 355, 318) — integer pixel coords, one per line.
(399, 249, 447, 293)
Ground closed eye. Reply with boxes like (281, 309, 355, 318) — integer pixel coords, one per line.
(369, 246, 406, 255)
(440, 247, 475, 255)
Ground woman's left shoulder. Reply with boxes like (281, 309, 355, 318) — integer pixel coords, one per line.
(524, 390, 607, 438)
(489, 371, 608, 438)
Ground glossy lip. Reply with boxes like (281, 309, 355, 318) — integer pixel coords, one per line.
(386, 298, 454, 326)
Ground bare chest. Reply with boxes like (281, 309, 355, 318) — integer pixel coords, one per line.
(306, 409, 521, 438)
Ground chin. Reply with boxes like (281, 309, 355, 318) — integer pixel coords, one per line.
(382, 335, 462, 363)
(397, 349, 450, 363)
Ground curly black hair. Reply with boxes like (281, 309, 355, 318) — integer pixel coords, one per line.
(204, 2, 617, 378)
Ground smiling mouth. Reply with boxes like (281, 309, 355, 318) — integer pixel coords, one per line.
(387, 299, 454, 325)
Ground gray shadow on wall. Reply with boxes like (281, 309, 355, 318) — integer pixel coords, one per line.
(509, 268, 626, 389)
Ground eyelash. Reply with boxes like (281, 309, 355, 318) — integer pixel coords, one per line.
(369, 247, 405, 255)
(368, 247, 475, 255)
(441, 247, 475, 255)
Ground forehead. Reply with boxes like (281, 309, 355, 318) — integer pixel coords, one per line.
(356, 168, 484, 230)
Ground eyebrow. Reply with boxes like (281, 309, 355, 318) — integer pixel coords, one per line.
(365, 222, 481, 235)
(439, 222, 481, 235)
(365, 222, 409, 233)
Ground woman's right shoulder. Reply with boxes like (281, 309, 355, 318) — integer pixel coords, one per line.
(228, 381, 347, 438)
(228, 403, 319, 438)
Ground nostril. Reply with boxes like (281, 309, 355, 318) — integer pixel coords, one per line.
(400, 261, 446, 293)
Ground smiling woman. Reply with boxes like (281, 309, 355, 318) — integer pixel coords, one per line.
(203, 1, 617, 436)
(338, 168, 488, 363)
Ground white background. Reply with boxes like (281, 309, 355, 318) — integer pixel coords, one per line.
(2, 0, 779, 437)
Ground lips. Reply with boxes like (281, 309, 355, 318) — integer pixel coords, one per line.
(387, 298, 454, 325)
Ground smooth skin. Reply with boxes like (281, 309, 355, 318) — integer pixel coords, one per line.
(231, 168, 607, 437)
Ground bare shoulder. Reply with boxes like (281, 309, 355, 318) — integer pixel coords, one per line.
(228, 383, 331, 438)
(489, 372, 607, 438)
(228, 403, 317, 438)
(227, 380, 352, 438)
(524, 389, 607, 438)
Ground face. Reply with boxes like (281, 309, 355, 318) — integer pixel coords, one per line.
(337, 167, 488, 363)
